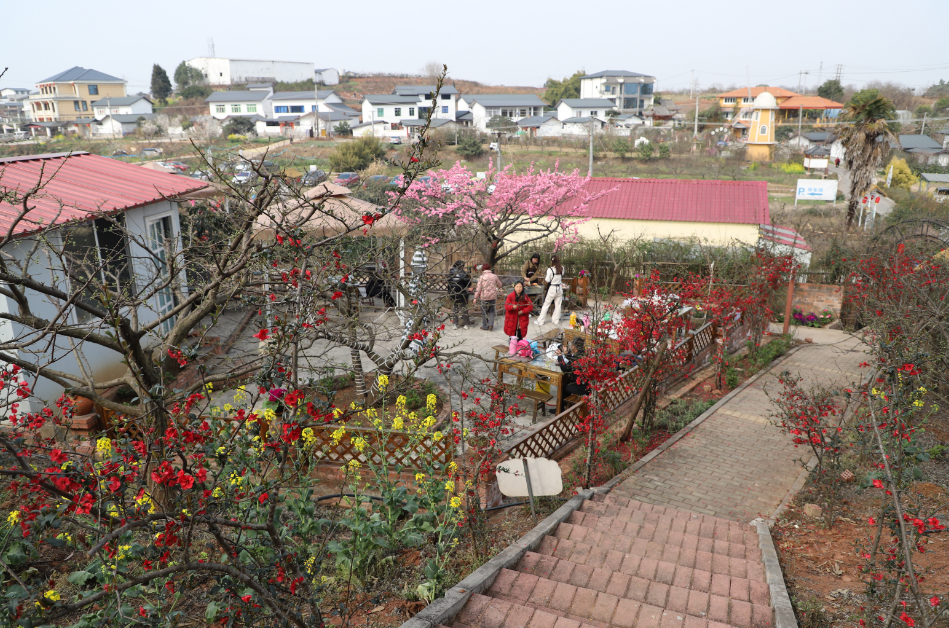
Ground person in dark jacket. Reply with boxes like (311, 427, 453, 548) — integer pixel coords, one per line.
(447, 260, 472, 329)
(556, 338, 590, 398)
(366, 265, 395, 308)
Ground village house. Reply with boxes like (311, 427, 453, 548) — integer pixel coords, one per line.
(556, 99, 616, 121)
(555, 178, 770, 245)
(92, 95, 153, 120)
(392, 84, 460, 120)
(517, 114, 561, 137)
(205, 84, 273, 120)
(27, 67, 126, 123)
(579, 70, 656, 113)
(0, 152, 206, 410)
(456, 94, 547, 132)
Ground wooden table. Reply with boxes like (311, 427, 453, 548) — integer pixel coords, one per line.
(497, 356, 565, 416)
(563, 328, 622, 354)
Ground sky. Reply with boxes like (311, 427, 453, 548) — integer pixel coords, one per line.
(3, 0, 948, 95)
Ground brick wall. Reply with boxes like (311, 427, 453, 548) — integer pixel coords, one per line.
(792, 283, 843, 316)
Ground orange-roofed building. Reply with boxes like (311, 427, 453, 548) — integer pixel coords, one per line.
(776, 95, 844, 121)
(718, 87, 799, 119)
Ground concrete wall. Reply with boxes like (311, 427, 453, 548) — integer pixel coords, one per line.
(572, 218, 760, 246)
(792, 282, 842, 316)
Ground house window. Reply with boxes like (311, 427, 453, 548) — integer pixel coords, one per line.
(377, 108, 384, 117)
(442, 106, 449, 114)
(216, 105, 226, 114)
(624, 83, 638, 95)
(641, 83, 654, 95)
(759, 125, 768, 136)
(394, 107, 402, 116)
(247, 104, 257, 113)
(147, 215, 177, 334)
(81, 101, 88, 111)
(591, 111, 598, 116)
(753, 111, 760, 120)
(74, 101, 81, 111)
(43, 102, 50, 110)
(88, 85, 99, 95)
(311, 105, 317, 112)
(231, 104, 241, 113)
(441, 94, 451, 100)
(275, 106, 289, 113)
(409, 107, 415, 116)
(289, 105, 304, 113)
(723, 97, 736, 104)
(62, 217, 134, 323)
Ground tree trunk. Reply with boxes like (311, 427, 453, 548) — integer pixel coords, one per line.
(619, 341, 668, 442)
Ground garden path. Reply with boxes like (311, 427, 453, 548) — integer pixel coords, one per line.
(613, 329, 866, 522)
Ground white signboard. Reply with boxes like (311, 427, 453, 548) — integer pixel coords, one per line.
(496, 458, 563, 497)
(795, 179, 838, 201)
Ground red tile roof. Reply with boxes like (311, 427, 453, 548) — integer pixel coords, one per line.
(779, 96, 844, 110)
(564, 178, 770, 225)
(0, 152, 206, 239)
(719, 86, 799, 99)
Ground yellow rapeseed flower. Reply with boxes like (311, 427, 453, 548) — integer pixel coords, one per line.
(392, 417, 404, 430)
(444, 480, 455, 493)
(396, 396, 407, 409)
(415, 473, 425, 482)
(913, 400, 924, 408)
(302, 427, 315, 446)
(447, 461, 457, 475)
(6, 511, 19, 526)
(919, 386, 928, 393)
(96, 437, 112, 456)
(450, 497, 461, 509)
(432, 431, 443, 442)
(331, 426, 346, 445)
(378, 374, 389, 390)
(352, 437, 367, 452)
(348, 459, 361, 469)
(427, 394, 437, 411)
(44, 590, 60, 602)
(205, 382, 214, 394)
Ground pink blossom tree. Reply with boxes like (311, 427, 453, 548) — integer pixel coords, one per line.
(398, 161, 613, 268)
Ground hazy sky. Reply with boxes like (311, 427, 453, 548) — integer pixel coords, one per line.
(4, 0, 948, 94)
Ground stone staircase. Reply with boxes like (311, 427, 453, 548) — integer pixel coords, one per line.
(444, 493, 773, 628)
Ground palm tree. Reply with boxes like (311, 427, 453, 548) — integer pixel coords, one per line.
(836, 91, 897, 228)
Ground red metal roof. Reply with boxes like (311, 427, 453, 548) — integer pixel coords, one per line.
(0, 152, 207, 239)
(565, 178, 770, 225)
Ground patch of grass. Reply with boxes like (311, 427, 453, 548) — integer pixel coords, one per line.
(793, 596, 833, 628)
(655, 399, 715, 433)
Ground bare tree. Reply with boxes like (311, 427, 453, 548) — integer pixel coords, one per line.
(421, 61, 444, 83)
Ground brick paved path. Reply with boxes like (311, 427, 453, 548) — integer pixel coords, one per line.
(614, 336, 866, 522)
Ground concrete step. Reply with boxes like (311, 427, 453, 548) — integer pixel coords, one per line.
(554, 521, 757, 562)
(481, 567, 771, 628)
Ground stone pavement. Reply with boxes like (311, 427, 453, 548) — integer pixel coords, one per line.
(613, 330, 866, 522)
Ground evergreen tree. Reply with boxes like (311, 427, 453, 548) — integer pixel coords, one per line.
(174, 61, 206, 91)
(817, 79, 845, 103)
(151, 64, 172, 104)
(543, 70, 584, 106)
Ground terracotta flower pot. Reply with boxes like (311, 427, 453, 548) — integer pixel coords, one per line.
(70, 395, 95, 415)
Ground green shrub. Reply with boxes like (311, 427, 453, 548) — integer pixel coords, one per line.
(455, 135, 484, 159)
(223, 116, 255, 137)
(725, 367, 740, 389)
(656, 399, 715, 433)
(657, 143, 670, 159)
(637, 142, 654, 160)
(328, 136, 387, 172)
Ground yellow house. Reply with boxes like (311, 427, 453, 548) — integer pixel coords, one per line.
(549, 178, 769, 246)
(27, 67, 127, 123)
(746, 92, 779, 161)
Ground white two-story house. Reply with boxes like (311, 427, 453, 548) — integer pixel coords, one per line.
(92, 95, 153, 121)
(579, 71, 656, 114)
(270, 90, 344, 116)
(456, 94, 548, 132)
(361, 95, 423, 129)
(556, 99, 617, 121)
(392, 85, 459, 120)
(205, 83, 274, 120)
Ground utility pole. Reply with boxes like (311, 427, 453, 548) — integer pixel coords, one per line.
(798, 105, 803, 147)
(313, 79, 320, 140)
(921, 112, 928, 135)
(588, 117, 594, 177)
(690, 70, 693, 98)
(693, 87, 699, 138)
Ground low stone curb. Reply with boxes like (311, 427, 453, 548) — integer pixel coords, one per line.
(398, 488, 595, 628)
(598, 344, 806, 492)
(754, 519, 799, 628)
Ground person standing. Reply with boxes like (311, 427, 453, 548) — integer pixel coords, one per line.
(447, 260, 472, 330)
(503, 281, 532, 341)
(535, 255, 564, 327)
(473, 264, 503, 331)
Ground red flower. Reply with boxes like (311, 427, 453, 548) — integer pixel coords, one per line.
(242, 595, 252, 603)
(930, 597, 940, 607)
(253, 328, 270, 341)
(50, 449, 68, 464)
(872, 479, 884, 489)
(868, 517, 876, 525)
(362, 214, 376, 226)
(900, 611, 915, 627)
(259, 492, 269, 504)
(331, 291, 343, 300)
(108, 476, 122, 493)
(139, 607, 148, 617)
(177, 470, 195, 490)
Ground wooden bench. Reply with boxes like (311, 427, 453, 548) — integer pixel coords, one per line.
(517, 388, 554, 423)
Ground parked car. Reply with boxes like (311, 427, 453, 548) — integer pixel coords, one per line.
(190, 170, 212, 181)
(388, 137, 402, 145)
(141, 147, 163, 157)
(232, 171, 256, 185)
(301, 169, 327, 186)
(112, 149, 132, 157)
(363, 175, 389, 187)
(163, 161, 188, 172)
(334, 172, 359, 186)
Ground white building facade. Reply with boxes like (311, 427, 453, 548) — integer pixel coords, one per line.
(456, 94, 547, 132)
(92, 96, 153, 121)
(579, 71, 656, 113)
(556, 99, 616, 121)
(186, 57, 315, 86)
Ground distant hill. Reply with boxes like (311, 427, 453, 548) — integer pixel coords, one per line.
(331, 74, 543, 108)
(924, 81, 949, 98)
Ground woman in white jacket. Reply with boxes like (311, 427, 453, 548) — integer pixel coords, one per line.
(535, 255, 564, 327)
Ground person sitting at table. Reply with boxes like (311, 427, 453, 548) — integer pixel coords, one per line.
(521, 253, 544, 287)
(504, 281, 533, 341)
(556, 338, 590, 398)
(366, 265, 395, 308)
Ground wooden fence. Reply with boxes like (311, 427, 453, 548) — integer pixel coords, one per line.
(308, 424, 453, 469)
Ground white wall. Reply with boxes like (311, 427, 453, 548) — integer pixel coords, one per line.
(208, 100, 269, 120)
(1, 200, 185, 411)
(93, 99, 153, 121)
(94, 118, 137, 137)
(352, 122, 397, 138)
(188, 58, 232, 85)
(188, 58, 314, 86)
(361, 101, 419, 125)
